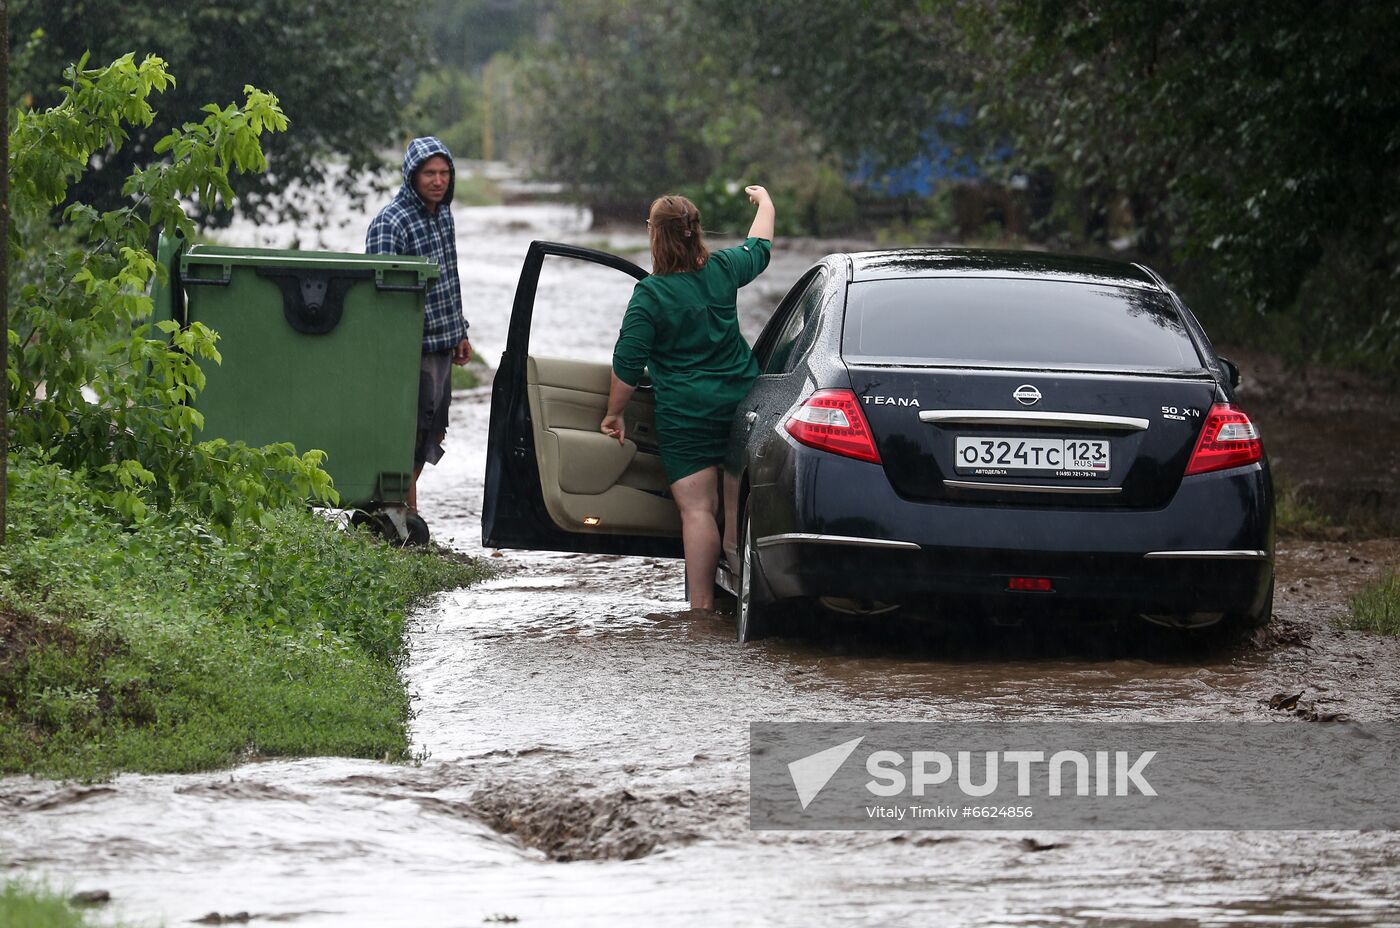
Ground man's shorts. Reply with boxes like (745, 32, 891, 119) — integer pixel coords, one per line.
(416, 348, 454, 467)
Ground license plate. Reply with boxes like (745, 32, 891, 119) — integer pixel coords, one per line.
(954, 436, 1111, 478)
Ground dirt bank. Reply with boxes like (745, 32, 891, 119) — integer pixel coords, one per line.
(1224, 345, 1398, 536)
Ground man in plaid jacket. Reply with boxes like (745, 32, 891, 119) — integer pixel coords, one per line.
(366, 136, 471, 511)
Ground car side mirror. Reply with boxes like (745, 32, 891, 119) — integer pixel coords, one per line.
(1218, 357, 1241, 390)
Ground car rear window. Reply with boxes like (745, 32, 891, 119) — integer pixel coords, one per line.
(842, 277, 1204, 372)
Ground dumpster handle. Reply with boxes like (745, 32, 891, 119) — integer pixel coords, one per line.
(184, 265, 233, 287)
(374, 279, 429, 293)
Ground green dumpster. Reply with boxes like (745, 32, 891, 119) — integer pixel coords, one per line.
(153, 236, 440, 543)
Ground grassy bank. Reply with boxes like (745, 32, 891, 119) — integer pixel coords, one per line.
(0, 882, 126, 928)
(0, 457, 485, 780)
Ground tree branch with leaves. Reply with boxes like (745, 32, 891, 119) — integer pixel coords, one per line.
(6, 53, 337, 535)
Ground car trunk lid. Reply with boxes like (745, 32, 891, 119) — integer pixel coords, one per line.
(846, 365, 1221, 507)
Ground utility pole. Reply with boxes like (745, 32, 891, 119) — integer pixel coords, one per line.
(1, 1, 10, 545)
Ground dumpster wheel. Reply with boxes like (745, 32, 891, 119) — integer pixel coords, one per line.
(350, 506, 431, 547)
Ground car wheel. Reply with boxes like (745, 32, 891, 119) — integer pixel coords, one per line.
(1211, 585, 1275, 642)
(1206, 584, 1272, 646)
(1245, 585, 1274, 629)
(1180, 585, 1276, 650)
(736, 503, 769, 643)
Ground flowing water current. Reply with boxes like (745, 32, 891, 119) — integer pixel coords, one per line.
(2, 189, 1398, 927)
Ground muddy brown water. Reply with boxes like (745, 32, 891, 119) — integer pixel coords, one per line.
(2, 199, 1398, 926)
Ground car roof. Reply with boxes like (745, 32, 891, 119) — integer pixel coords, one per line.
(846, 248, 1162, 291)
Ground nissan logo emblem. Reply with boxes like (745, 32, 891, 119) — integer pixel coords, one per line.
(1013, 384, 1042, 406)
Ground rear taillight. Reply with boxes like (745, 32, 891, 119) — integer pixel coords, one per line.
(1184, 403, 1263, 475)
(783, 389, 882, 464)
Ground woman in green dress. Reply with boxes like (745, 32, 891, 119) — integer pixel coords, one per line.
(602, 186, 776, 611)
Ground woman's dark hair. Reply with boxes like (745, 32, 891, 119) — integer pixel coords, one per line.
(648, 194, 709, 275)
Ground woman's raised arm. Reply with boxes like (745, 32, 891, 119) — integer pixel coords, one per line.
(745, 185, 775, 241)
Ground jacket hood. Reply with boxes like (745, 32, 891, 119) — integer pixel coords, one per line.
(401, 136, 456, 209)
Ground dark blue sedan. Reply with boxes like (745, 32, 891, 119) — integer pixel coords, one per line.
(483, 244, 1274, 643)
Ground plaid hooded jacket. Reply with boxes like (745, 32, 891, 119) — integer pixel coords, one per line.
(366, 137, 468, 353)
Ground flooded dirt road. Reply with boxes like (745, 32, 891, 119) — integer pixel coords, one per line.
(3, 194, 1399, 926)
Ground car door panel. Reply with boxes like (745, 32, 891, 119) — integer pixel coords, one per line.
(482, 241, 684, 557)
(526, 355, 680, 536)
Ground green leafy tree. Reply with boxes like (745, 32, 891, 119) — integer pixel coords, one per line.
(423, 0, 543, 72)
(9, 0, 420, 225)
(2, 1, 11, 543)
(409, 69, 486, 161)
(406, 1, 544, 165)
(703, 0, 972, 169)
(518, 0, 719, 210)
(517, 0, 813, 219)
(7, 53, 336, 532)
(971, 0, 1400, 370)
(699, 0, 1400, 372)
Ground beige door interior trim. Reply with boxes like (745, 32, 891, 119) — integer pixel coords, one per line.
(527, 355, 681, 537)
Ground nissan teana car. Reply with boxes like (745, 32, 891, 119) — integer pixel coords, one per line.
(483, 244, 1274, 643)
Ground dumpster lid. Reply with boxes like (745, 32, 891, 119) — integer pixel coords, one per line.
(181, 244, 441, 279)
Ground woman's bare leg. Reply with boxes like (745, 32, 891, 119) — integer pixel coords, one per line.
(671, 466, 721, 610)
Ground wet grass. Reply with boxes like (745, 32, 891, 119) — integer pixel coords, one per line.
(1272, 472, 1400, 540)
(450, 364, 479, 390)
(1274, 476, 1338, 537)
(1344, 570, 1400, 635)
(450, 353, 493, 391)
(0, 882, 129, 928)
(0, 458, 486, 780)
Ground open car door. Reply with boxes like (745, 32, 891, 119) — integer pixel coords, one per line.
(482, 241, 684, 558)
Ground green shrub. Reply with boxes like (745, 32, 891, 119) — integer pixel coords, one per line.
(784, 161, 859, 237)
(6, 53, 335, 536)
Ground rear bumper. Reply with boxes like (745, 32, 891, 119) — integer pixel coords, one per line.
(755, 539, 1271, 621)
(749, 450, 1274, 621)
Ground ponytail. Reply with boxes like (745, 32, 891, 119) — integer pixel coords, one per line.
(649, 195, 710, 274)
